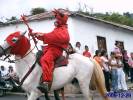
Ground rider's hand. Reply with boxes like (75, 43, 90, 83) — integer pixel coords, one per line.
(33, 32, 44, 37)
(29, 32, 36, 36)
(28, 28, 34, 36)
(28, 28, 33, 34)
(29, 32, 43, 37)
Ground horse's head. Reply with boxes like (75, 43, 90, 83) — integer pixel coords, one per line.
(0, 31, 31, 57)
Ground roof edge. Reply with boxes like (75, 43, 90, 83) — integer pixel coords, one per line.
(73, 13, 133, 32)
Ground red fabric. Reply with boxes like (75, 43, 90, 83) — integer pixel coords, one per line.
(28, 28, 33, 33)
(40, 48, 62, 82)
(56, 15, 68, 26)
(37, 26, 70, 49)
(53, 9, 68, 26)
(36, 26, 70, 82)
(83, 51, 91, 58)
(6, 31, 31, 57)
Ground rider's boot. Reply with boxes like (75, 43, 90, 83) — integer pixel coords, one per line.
(37, 81, 52, 93)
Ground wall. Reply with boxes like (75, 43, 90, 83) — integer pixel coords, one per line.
(70, 17, 133, 56)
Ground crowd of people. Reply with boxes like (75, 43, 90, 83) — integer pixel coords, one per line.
(1, 40, 133, 93)
(0, 65, 17, 78)
(73, 41, 133, 92)
(0, 65, 19, 86)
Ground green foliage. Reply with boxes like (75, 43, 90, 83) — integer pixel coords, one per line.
(9, 16, 17, 21)
(95, 13, 133, 27)
(31, 7, 46, 15)
(78, 10, 133, 27)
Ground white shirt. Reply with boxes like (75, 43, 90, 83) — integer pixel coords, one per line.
(0, 70, 8, 77)
(101, 56, 109, 71)
(110, 58, 118, 69)
(75, 47, 82, 54)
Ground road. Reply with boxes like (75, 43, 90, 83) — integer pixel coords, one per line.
(0, 91, 133, 100)
(0, 94, 83, 100)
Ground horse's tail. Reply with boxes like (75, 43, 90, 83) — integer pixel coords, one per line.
(91, 59, 110, 100)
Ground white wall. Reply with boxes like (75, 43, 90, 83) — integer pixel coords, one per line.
(70, 17, 133, 56)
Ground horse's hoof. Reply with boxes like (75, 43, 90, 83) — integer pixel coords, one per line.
(36, 98, 40, 100)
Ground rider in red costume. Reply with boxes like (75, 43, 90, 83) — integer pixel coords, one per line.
(30, 9, 70, 92)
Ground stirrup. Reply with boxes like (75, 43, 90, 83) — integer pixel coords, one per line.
(37, 82, 49, 93)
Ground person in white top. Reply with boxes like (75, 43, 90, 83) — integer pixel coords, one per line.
(0, 65, 8, 77)
(74, 42, 82, 54)
(100, 50, 111, 92)
(8, 66, 17, 80)
(109, 52, 118, 92)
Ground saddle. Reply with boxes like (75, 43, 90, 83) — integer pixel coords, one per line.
(36, 50, 68, 68)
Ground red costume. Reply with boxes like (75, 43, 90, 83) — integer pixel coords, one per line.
(33, 10, 70, 82)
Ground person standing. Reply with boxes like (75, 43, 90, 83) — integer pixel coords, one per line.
(0, 65, 8, 87)
(83, 45, 91, 58)
(128, 52, 133, 83)
(94, 50, 102, 67)
(8, 65, 18, 80)
(0, 68, 6, 87)
(75, 42, 82, 54)
(100, 50, 111, 92)
(109, 52, 118, 92)
(0, 65, 7, 77)
(114, 42, 122, 57)
(122, 50, 130, 80)
(116, 55, 128, 91)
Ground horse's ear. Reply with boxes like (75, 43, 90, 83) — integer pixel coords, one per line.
(20, 31, 27, 36)
(12, 31, 27, 43)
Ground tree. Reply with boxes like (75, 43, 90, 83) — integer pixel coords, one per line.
(97, 12, 133, 27)
(123, 12, 131, 18)
(8, 16, 17, 21)
(31, 7, 46, 15)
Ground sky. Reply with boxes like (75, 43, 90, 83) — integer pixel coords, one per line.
(1, 0, 133, 20)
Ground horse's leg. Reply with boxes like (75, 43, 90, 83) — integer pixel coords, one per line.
(25, 92, 30, 98)
(54, 90, 60, 100)
(44, 91, 51, 100)
(60, 88, 65, 100)
(27, 90, 42, 100)
(79, 80, 91, 100)
(54, 87, 65, 100)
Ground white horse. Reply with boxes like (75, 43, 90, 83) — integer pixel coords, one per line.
(0, 31, 110, 100)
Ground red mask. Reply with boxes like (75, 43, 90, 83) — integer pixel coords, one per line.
(53, 9, 68, 26)
(6, 31, 31, 57)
